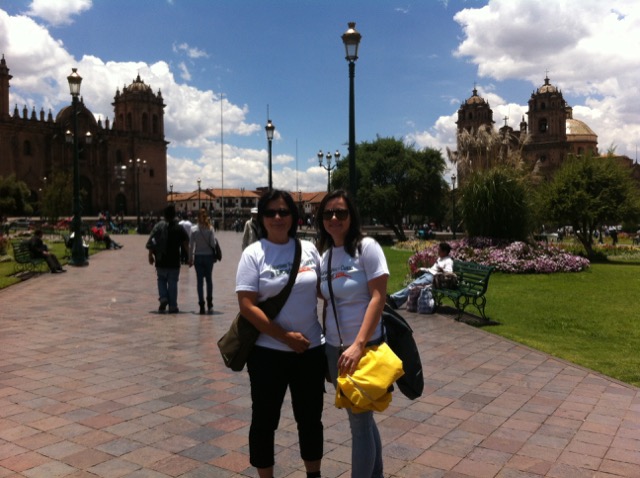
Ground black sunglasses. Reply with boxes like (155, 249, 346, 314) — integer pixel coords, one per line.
(322, 208, 349, 221)
(263, 208, 292, 218)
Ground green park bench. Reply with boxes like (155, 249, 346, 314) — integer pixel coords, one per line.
(10, 239, 47, 274)
(432, 260, 494, 322)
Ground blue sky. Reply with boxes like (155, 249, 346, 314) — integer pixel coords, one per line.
(1, 0, 639, 193)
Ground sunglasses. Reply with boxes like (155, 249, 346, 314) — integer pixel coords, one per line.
(322, 208, 349, 221)
(263, 208, 292, 218)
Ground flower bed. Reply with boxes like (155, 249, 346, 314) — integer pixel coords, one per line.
(405, 237, 590, 275)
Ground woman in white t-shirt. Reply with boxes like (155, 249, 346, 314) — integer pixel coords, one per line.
(236, 190, 324, 478)
(317, 189, 389, 478)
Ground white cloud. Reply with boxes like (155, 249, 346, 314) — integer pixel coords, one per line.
(172, 42, 209, 59)
(177, 62, 191, 81)
(27, 0, 92, 26)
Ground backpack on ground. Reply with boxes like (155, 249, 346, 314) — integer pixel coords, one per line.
(417, 287, 435, 314)
(146, 221, 169, 261)
(381, 304, 424, 400)
(406, 285, 426, 313)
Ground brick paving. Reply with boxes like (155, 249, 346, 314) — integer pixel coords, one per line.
(1, 231, 639, 477)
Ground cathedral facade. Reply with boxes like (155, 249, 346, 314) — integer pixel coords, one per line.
(0, 55, 168, 217)
(455, 76, 599, 180)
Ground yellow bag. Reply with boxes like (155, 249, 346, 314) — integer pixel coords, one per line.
(335, 342, 404, 413)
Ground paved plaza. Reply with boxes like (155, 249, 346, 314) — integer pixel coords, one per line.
(0, 231, 639, 477)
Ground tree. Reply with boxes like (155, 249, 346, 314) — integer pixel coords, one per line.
(331, 136, 447, 241)
(40, 171, 73, 223)
(0, 175, 32, 219)
(539, 155, 640, 257)
(458, 167, 533, 241)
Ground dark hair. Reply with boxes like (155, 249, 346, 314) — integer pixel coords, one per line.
(438, 242, 451, 255)
(315, 189, 363, 256)
(257, 189, 299, 240)
(164, 204, 176, 221)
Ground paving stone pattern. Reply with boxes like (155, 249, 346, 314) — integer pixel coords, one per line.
(0, 231, 639, 477)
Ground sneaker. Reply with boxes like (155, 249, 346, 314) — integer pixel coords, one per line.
(58, 268, 67, 273)
(168, 307, 179, 314)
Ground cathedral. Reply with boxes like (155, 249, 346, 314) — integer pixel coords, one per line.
(455, 76, 599, 180)
(0, 55, 168, 216)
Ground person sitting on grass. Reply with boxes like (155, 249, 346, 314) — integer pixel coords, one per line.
(386, 242, 453, 309)
(27, 229, 66, 273)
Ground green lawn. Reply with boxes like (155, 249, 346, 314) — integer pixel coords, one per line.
(382, 246, 640, 388)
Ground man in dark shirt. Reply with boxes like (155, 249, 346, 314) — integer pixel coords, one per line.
(147, 205, 189, 313)
(28, 229, 66, 273)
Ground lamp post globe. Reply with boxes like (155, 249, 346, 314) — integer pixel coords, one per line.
(265, 119, 275, 191)
(67, 68, 88, 266)
(318, 149, 341, 192)
(342, 22, 361, 203)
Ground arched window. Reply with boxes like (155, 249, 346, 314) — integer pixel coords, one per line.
(126, 113, 132, 130)
(152, 115, 159, 134)
(538, 119, 548, 133)
(142, 113, 149, 133)
(541, 102, 546, 110)
(23, 140, 32, 156)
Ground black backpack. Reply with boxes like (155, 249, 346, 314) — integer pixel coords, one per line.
(381, 304, 424, 400)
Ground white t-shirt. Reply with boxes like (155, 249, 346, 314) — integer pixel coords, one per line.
(424, 256, 454, 275)
(320, 237, 389, 347)
(236, 238, 323, 351)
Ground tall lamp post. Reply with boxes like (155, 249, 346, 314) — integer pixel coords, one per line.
(265, 119, 275, 191)
(342, 22, 361, 202)
(197, 178, 201, 211)
(67, 68, 89, 266)
(451, 174, 457, 240)
(317, 149, 341, 192)
(129, 158, 146, 233)
(169, 183, 173, 204)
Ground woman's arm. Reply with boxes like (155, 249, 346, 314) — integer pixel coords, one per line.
(337, 273, 388, 376)
(237, 291, 310, 353)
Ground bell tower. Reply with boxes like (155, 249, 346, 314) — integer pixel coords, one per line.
(112, 74, 165, 139)
(0, 54, 12, 121)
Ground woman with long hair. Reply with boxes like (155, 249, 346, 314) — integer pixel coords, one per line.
(316, 189, 389, 478)
(236, 189, 325, 478)
(189, 207, 216, 314)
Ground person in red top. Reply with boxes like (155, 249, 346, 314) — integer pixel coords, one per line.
(92, 222, 123, 250)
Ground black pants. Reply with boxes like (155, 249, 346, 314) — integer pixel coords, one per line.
(247, 344, 325, 469)
(44, 254, 62, 271)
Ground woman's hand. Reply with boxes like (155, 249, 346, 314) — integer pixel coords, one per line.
(338, 343, 365, 376)
(283, 332, 310, 353)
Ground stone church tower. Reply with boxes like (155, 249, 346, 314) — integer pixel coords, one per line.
(0, 56, 168, 217)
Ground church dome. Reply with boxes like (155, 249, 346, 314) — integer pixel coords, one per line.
(566, 118, 597, 141)
(125, 74, 152, 93)
(537, 76, 558, 94)
(55, 101, 99, 129)
(466, 87, 486, 105)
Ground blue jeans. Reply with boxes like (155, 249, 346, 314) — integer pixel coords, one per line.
(326, 344, 383, 478)
(193, 254, 214, 303)
(389, 272, 433, 307)
(156, 267, 181, 310)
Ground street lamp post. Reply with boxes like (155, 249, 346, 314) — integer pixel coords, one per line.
(317, 149, 341, 192)
(197, 178, 201, 211)
(67, 68, 88, 266)
(342, 22, 361, 202)
(265, 119, 275, 191)
(451, 174, 457, 240)
(129, 158, 146, 233)
(170, 183, 173, 204)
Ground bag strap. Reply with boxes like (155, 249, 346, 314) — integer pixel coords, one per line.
(326, 247, 345, 351)
(260, 238, 302, 319)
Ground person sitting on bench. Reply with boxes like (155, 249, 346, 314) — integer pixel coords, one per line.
(387, 242, 452, 309)
(28, 229, 66, 273)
